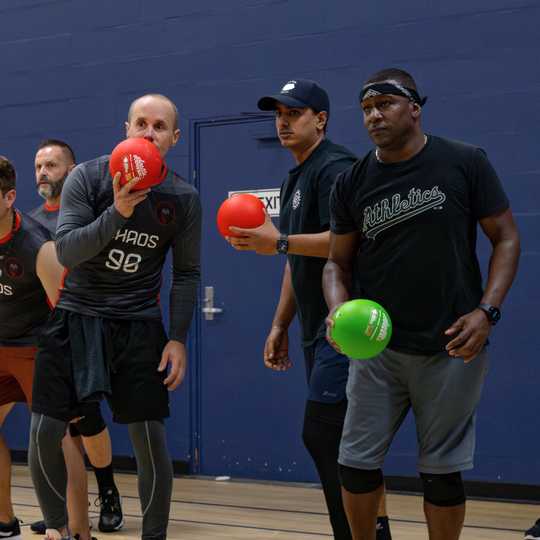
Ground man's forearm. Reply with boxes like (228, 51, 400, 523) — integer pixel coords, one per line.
(169, 268, 200, 343)
(56, 205, 127, 268)
(322, 259, 352, 311)
(481, 237, 520, 307)
(287, 231, 330, 258)
(272, 262, 297, 328)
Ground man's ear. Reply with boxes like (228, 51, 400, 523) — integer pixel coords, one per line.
(5, 189, 16, 209)
(172, 128, 180, 147)
(317, 111, 328, 131)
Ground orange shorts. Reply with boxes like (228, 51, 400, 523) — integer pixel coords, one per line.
(0, 346, 36, 406)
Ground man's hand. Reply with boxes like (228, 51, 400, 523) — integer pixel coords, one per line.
(112, 172, 151, 219)
(445, 309, 491, 362)
(227, 213, 280, 255)
(325, 304, 344, 354)
(263, 326, 292, 371)
(158, 340, 187, 390)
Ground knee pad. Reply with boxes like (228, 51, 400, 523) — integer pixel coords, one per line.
(421, 472, 466, 507)
(70, 403, 106, 438)
(339, 465, 383, 494)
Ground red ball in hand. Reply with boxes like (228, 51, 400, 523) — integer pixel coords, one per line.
(109, 138, 167, 190)
(217, 194, 265, 238)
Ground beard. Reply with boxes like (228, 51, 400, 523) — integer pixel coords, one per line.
(37, 173, 67, 201)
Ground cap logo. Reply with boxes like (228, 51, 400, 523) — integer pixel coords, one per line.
(281, 81, 296, 93)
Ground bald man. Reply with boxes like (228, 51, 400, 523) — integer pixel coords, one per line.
(28, 95, 201, 540)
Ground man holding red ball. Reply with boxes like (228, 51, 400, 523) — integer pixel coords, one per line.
(28, 94, 201, 540)
(227, 80, 392, 540)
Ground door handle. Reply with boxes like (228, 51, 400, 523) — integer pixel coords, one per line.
(202, 286, 223, 320)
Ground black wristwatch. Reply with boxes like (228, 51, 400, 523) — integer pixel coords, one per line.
(478, 303, 501, 325)
(276, 234, 289, 255)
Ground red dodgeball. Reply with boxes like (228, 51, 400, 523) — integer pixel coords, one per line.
(109, 138, 167, 190)
(216, 194, 265, 238)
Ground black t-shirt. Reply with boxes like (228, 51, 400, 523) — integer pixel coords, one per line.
(280, 139, 357, 346)
(55, 156, 201, 343)
(28, 204, 59, 237)
(330, 135, 509, 354)
(0, 212, 51, 346)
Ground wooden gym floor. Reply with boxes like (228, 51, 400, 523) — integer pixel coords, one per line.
(11, 465, 539, 539)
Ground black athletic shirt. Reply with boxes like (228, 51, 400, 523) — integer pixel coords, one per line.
(55, 156, 201, 343)
(0, 212, 52, 346)
(28, 203, 59, 236)
(279, 139, 357, 347)
(330, 135, 509, 355)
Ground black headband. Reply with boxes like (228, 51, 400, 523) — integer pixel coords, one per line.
(360, 81, 427, 106)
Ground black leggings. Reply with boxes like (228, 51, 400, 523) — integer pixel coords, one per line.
(302, 399, 352, 540)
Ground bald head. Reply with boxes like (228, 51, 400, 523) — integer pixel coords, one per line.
(125, 94, 181, 158)
(127, 94, 179, 130)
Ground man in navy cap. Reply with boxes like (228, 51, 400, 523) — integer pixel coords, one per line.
(227, 79, 392, 540)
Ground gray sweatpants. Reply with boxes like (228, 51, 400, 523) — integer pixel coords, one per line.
(339, 348, 489, 474)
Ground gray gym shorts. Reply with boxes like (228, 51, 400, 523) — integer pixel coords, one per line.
(339, 347, 489, 474)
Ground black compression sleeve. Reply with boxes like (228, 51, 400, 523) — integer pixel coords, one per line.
(55, 165, 128, 268)
(168, 193, 202, 342)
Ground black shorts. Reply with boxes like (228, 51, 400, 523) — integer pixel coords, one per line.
(32, 308, 169, 424)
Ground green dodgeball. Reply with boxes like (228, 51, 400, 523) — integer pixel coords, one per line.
(331, 299, 392, 359)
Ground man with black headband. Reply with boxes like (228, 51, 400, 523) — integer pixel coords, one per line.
(29, 139, 125, 535)
(324, 67, 520, 539)
(227, 79, 392, 540)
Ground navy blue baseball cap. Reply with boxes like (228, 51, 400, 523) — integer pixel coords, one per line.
(258, 79, 330, 114)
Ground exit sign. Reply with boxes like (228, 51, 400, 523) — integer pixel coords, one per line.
(228, 188, 281, 217)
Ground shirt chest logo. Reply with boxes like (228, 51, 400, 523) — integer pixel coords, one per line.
(292, 189, 302, 210)
(155, 201, 176, 225)
(3, 257, 24, 279)
(362, 186, 447, 239)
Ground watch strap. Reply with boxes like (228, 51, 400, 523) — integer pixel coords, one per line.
(478, 303, 501, 325)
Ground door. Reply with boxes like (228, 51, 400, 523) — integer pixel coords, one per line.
(192, 116, 318, 482)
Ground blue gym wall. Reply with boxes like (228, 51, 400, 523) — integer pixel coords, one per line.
(1, 0, 539, 487)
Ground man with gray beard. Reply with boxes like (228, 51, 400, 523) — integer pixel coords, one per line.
(29, 140, 75, 231)
(29, 140, 125, 535)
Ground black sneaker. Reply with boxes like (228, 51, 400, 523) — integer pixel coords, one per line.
(0, 518, 21, 540)
(30, 519, 46, 534)
(96, 487, 124, 532)
(376, 516, 392, 540)
(525, 519, 540, 540)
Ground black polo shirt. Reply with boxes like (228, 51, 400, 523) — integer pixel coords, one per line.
(279, 138, 356, 346)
